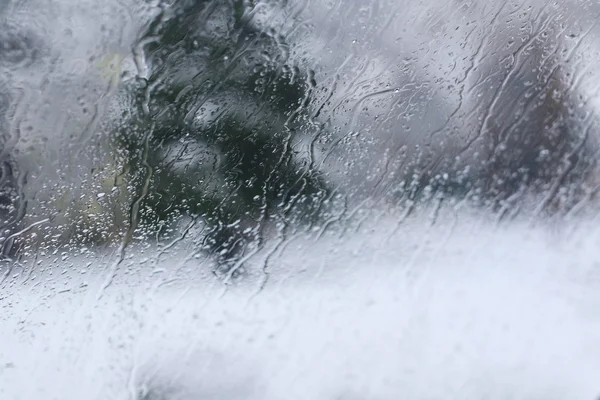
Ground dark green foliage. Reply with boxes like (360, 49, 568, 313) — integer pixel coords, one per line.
(116, 0, 330, 271)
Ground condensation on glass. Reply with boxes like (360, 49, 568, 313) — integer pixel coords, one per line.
(1, 0, 600, 399)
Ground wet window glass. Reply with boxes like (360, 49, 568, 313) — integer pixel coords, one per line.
(1, 0, 600, 398)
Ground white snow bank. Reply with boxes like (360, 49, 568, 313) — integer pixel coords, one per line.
(1, 210, 599, 400)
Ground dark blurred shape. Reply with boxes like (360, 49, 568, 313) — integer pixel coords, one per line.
(115, 0, 331, 274)
(0, 25, 39, 67)
(0, 88, 19, 258)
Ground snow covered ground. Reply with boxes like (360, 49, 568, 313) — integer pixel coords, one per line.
(2, 210, 600, 399)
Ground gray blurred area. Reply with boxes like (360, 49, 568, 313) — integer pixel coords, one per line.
(1, 0, 600, 399)
(1, 0, 599, 257)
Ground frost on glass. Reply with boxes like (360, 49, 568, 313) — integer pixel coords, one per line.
(1, 0, 600, 399)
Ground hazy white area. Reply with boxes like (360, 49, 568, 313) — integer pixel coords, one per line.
(2, 210, 600, 399)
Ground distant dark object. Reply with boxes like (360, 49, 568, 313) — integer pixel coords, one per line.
(0, 26, 39, 67)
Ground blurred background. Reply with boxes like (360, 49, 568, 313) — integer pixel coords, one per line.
(1, 0, 600, 399)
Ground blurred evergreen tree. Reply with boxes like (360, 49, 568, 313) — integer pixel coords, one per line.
(115, 0, 331, 274)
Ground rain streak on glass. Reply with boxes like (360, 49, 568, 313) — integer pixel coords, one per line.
(1, 0, 600, 399)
